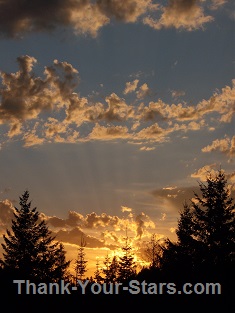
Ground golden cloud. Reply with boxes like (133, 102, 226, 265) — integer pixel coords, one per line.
(1, 56, 234, 150)
(144, 0, 213, 31)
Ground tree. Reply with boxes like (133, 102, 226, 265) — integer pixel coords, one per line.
(102, 254, 119, 283)
(190, 169, 235, 268)
(93, 259, 103, 283)
(144, 233, 163, 269)
(1, 190, 70, 281)
(74, 236, 87, 282)
(118, 234, 137, 282)
(161, 169, 235, 279)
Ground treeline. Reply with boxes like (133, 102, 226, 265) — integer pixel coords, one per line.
(0, 170, 234, 297)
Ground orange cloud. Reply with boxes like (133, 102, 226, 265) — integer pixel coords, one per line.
(0, 199, 15, 233)
(97, 0, 152, 23)
(121, 206, 132, 212)
(144, 0, 213, 31)
(123, 79, 139, 94)
(88, 123, 131, 140)
(136, 83, 151, 99)
(202, 136, 235, 158)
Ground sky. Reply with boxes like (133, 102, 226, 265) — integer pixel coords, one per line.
(0, 0, 234, 276)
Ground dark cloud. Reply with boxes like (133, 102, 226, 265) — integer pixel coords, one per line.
(135, 213, 145, 238)
(46, 210, 121, 229)
(0, 55, 79, 123)
(0, 0, 153, 38)
(151, 186, 201, 212)
(0, 0, 226, 38)
(54, 226, 117, 249)
(54, 226, 104, 248)
(0, 0, 88, 37)
(151, 183, 235, 212)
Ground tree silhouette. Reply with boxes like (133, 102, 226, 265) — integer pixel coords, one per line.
(74, 236, 87, 282)
(102, 254, 119, 283)
(118, 232, 136, 282)
(191, 170, 235, 269)
(94, 259, 103, 283)
(144, 233, 163, 269)
(161, 170, 235, 282)
(0, 190, 70, 282)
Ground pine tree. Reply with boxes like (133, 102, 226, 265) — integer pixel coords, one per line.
(118, 234, 136, 283)
(191, 170, 235, 268)
(1, 190, 70, 281)
(102, 254, 119, 283)
(74, 236, 87, 283)
(94, 259, 103, 283)
(161, 170, 235, 279)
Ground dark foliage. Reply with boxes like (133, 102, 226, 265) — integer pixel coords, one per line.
(0, 190, 70, 286)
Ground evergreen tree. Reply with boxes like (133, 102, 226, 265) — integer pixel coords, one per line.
(191, 170, 235, 268)
(74, 236, 87, 282)
(161, 170, 235, 279)
(102, 254, 119, 283)
(118, 234, 136, 282)
(1, 190, 70, 281)
(94, 259, 103, 283)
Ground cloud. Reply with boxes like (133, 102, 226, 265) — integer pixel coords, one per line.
(23, 123, 45, 147)
(121, 206, 132, 212)
(100, 230, 119, 243)
(0, 55, 79, 124)
(135, 123, 169, 142)
(191, 165, 235, 192)
(163, 186, 177, 191)
(171, 89, 186, 99)
(0, 0, 228, 38)
(139, 146, 155, 151)
(1, 56, 234, 150)
(44, 118, 68, 139)
(102, 93, 133, 121)
(46, 210, 121, 230)
(0, 0, 110, 38)
(0, 200, 15, 232)
(88, 123, 131, 140)
(160, 213, 167, 221)
(136, 83, 151, 99)
(55, 226, 107, 248)
(150, 185, 201, 212)
(70, 2, 110, 37)
(123, 79, 139, 94)
(201, 135, 235, 158)
(144, 0, 213, 31)
(209, 0, 227, 10)
(0, 0, 158, 38)
(191, 163, 219, 181)
(7, 122, 22, 138)
(139, 79, 235, 123)
(97, 0, 152, 23)
(44, 208, 156, 245)
(135, 213, 145, 238)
